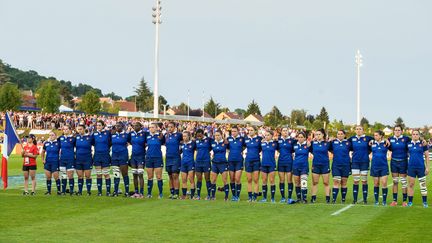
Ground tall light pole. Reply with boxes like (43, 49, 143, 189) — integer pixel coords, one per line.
(355, 50, 363, 125)
(202, 90, 205, 122)
(187, 89, 190, 120)
(152, 0, 162, 118)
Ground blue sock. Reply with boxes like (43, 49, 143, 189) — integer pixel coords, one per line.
(123, 176, 130, 194)
(206, 181, 211, 197)
(295, 186, 301, 200)
(56, 179, 61, 192)
(248, 192, 253, 199)
(382, 188, 388, 203)
(147, 180, 153, 195)
(362, 184, 368, 202)
(97, 178, 102, 194)
(311, 195, 317, 202)
(279, 183, 285, 198)
(288, 183, 294, 199)
(326, 196, 330, 203)
(86, 179, 92, 193)
(374, 186, 379, 202)
(393, 193, 398, 202)
(157, 180, 163, 195)
(353, 184, 359, 202)
(332, 188, 339, 202)
(301, 189, 308, 201)
(403, 193, 408, 202)
(211, 184, 216, 198)
(114, 178, 120, 194)
(270, 185, 276, 200)
(224, 184, 229, 199)
(46, 180, 52, 193)
(197, 181, 202, 197)
(230, 183, 236, 196)
(140, 185, 144, 195)
(170, 187, 174, 195)
(262, 185, 268, 199)
(61, 179, 67, 193)
(191, 188, 195, 198)
(174, 189, 179, 196)
(69, 178, 74, 194)
(422, 196, 427, 204)
(408, 196, 413, 203)
(236, 183, 242, 198)
(105, 178, 111, 194)
(182, 188, 187, 196)
(253, 192, 257, 200)
(341, 187, 347, 201)
(78, 178, 84, 193)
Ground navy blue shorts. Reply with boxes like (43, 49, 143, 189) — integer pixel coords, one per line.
(351, 162, 369, 171)
(408, 167, 425, 178)
(166, 164, 180, 174)
(75, 163, 92, 171)
(370, 167, 389, 177)
(332, 164, 351, 177)
(145, 157, 164, 168)
(44, 161, 59, 172)
(111, 159, 128, 167)
(312, 164, 330, 174)
(180, 163, 195, 173)
(228, 160, 244, 172)
(195, 162, 211, 173)
(261, 165, 276, 173)
(277, 163, 292, 173)
(292, 165, 309, 176)
(93, 153, 111, 168)
(390, 159, 408, 174)
(211, 163, 228, 174)
(129, 155, 145, 168)
(166, 156, 181, 166)
(245, 161, 260, 173)
(60, 160, 75, 170)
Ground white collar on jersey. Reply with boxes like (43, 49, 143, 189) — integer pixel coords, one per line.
(411, 140, 421, 144)
(394, 135, 403, 139)
(356, 134, 365, 139)
(298, 141, 307, 146)
(281, 136, 291, 140)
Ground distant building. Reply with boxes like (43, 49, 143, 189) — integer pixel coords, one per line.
(215, 112, 241, 120)
(244, 114, 264, 123)
(115, 100, 136, 112)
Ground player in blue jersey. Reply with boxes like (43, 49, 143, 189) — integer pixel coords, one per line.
(75, 124, 94, 196)
(145, 123, 166, 199)
(388, 126, 410, 207)
(329, 130, 351, 203)
(348, 125, 373, 204)
(260, 130, 278, 203)
(210, 130, 229, 201)
(129, 122, 146, 198)
(165, 122, 182, 199)
(180, 131, 196, 199)
(227, 126, 245, 201)
(93, 120, 112, 196)
(310, 129, 331, 203)
(245, 126, 262, 202)
(292, 131, 311, 204)
(195, 129, 212, 200)
(277, 127, 296, 204)
(407, 130, 430, 208)
(111, 122, 130, 197)
(58, 125, 76, 196)
(370, 131, 390, 206)
(41, 131, 61, 195)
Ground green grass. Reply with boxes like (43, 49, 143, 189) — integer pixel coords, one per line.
(1, 155, 432, 242)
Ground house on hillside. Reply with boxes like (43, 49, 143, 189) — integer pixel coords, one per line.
(215, 112, 241, 120)
(115, 100, 136, 112)
(244, 114, 264, 123)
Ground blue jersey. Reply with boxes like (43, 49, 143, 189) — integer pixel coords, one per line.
(277, 136, 295, 165)
(349, 135, 373, 163)
(181, 141, 196, 165)
(245, 136, 262, 162)
(310, 140, 330, 166)
(293, 142, 310, 168)
(93, 130, 111, 154)
(371, 141, 389, 169)
(111, 132, 129, 158)
(227, 136, 245, 162)
(43, 140, 60, 163)
(330, 139, 351, 166)
(196, 137, 212, 163)
(146, 133, 165, 159)
(261, 140, 278, 166)
(211, 140, 228, 163)
(407, 141, 428, 169)
(165, 132, 182, 158)
(130, 130, 146, 157)
(388, 135, 410, 161)
(58, 135, 75, 161)
(75, 134, 93, 162)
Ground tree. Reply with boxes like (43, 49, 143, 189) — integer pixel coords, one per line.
(360, 117, 370, 127)
(316, 107, 330, 124)
(234, 108, 246, 117)
(220, 107, 230, 113)
(101, 101, 120, 114)
(372, 122, 385, 131)
(79, 90, 101, 114)
(245, 99, 261, 117)
(394, 117, 405, 129)
(0, 82, 21, 111)
(204, 96, 221, 118)
(0, 59, 11, 85)
(58, 82, 73, 106)
(290, 109, 307, 126)
(306, 114, 315, 123)
(134, 78, 153, 112)
(72, 83, 103, 97)
(105, 92, 122, 101)
(36, 80, 61, 113)
(176, 102, 190, 115)
(264, 106, 284, 127)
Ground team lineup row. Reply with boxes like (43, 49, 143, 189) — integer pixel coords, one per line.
(21, 121, 430, 208)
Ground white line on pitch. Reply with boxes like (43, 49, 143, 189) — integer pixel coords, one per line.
(331, 204, 354, 216)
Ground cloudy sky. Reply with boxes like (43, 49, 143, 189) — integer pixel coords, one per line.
(1, 0, 431, 127)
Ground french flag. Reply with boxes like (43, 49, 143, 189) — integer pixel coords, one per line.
(1, 112, 20, 189)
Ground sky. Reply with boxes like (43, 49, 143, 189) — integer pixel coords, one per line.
(1, 0, 431, 127)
